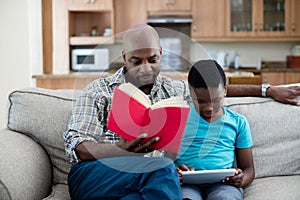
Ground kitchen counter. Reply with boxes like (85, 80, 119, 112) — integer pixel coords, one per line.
(33, 67, 300, 89)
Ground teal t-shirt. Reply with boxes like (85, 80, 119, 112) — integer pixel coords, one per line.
(176, 106, 253, 170)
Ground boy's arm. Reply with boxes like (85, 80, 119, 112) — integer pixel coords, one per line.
(227, 84, 300, 106)
(225, 148, 255, 188)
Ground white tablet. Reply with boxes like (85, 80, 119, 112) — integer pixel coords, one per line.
(181, 168, 236, 184)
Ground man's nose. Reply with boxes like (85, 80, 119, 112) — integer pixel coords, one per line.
(139, 63, 152, 73)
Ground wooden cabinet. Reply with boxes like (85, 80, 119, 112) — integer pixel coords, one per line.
(114, 0, 147, 40)
(68, 0, 113, 11)
(290, 0, 300, 36)
(45, 0, 114, 74)
(285, 72, 300, 84)
(147, 0, 192, 13)
(261, 72, 285, 85)
(191, 0, 226, 39)
(226, 0, 290, 37)
(225, 0, 300, 38)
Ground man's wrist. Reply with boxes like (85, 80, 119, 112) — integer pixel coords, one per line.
(261, 83, 271, 97)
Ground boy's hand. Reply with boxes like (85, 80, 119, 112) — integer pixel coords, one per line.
(176, 164, 195, 185)
(222, 168, 244, 188)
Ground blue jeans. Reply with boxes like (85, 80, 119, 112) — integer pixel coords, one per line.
(68, 156, 182, 200)
(182, 183, 243, 200)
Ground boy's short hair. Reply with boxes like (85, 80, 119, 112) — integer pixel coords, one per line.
(188, 59, 226, 89)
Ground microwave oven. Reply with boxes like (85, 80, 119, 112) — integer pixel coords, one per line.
(71, 48, 109, 71)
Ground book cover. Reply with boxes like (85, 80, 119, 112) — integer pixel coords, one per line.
(107, 83, 190, 152)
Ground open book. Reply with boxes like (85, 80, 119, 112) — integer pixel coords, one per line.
(181, 169, 236, 184)
(107, 82, 190, 152)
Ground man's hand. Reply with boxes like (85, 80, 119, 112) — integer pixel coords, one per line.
(115, 133, 159, 153)
(268, 85, 300, 106)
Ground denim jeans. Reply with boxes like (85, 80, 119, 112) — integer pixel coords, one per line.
(68, 156, 182, 200)
(182, 183, 243, 200)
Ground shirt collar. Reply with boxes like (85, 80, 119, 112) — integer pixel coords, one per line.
(108, 66, 126, 87)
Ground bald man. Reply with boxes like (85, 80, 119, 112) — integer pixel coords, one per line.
(64, 24, 184, 200)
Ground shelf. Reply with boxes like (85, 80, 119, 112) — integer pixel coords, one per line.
(70, 36, 114, 45)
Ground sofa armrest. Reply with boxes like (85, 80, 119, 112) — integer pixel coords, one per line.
(0, 129, 52, 200)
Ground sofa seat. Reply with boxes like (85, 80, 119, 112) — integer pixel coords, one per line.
(0, 86, 299, 199)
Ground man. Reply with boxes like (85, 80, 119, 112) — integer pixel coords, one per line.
(64, 24, 300, 200)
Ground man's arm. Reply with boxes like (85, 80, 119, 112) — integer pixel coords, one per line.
(76, 134, 159, 161)
(227, 84, 300, 106)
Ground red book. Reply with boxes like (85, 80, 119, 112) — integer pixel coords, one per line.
(107, 82, 190, 153)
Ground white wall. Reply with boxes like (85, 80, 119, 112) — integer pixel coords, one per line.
(0, 0, 42, 128)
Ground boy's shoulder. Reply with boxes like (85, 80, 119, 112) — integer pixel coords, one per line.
(223, 107, 248, 122)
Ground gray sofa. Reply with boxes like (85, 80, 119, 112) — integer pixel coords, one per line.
(0, 87, 299, 200)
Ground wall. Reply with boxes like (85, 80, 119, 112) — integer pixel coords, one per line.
(0, 0, 42, 128)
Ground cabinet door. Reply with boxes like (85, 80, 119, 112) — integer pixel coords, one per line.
(226, 0, 255, 37)
(256, 0, 290, 37)
(147, 0, 191, 12)
(68, 0, 113, 11)
(226, 0, 289, 37)
(261, 72, 285, 85)
(285, 72, 300, 84)
(115, 0, 147, 39)
(290, 0, 300, 36)
(192, 0, 226, 38)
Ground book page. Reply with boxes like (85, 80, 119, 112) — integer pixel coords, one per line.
(151, 96, 189, 109)
(118, 83, 151, 108)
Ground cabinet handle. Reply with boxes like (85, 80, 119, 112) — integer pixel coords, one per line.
(292, 24, 296, 32)
(254, 24, 258, 32)
(259, 24, 263, 32)
(84, 0, 90, 3)
(165, 0, 169, 6)
(90, 0, 95, 3)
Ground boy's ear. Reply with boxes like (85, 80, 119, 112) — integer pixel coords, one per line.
(224, 85, 228, 96)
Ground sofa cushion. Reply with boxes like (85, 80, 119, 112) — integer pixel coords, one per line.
(0, 129, 52, 199)
(224, 97, 300, 178)
(7, 87, 81, 185)
(43, 184, 70, 200)
(244, 175, 300, 200)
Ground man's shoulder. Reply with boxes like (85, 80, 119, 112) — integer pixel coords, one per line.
(157, 75, 187, 88)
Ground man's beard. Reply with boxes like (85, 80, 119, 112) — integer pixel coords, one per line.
(124, 69, 158, 89)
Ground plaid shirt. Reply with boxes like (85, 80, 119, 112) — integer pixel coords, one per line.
(64, 67, 190, 163)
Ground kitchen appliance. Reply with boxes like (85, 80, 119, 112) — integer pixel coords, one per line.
(71, 48, 109, 71)
(147, 15, 193, 71)
(147, 15, 192, 36)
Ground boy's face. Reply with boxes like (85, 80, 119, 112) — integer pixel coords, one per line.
(190, 84, 227, 122)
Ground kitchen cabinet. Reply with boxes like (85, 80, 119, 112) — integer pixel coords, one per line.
(68, 0, 113, 11)
(225, 0, 300, 38)
(45, 0, 114, 74)
(290, 0, 300, 36)
(147, 0, 192, 13)
(191, 0, 226, 39)
(114, 0, 147, 41)
(261, 72, 285, 85)
(285, 72, 300, 84)
(226, 0, 291, 37)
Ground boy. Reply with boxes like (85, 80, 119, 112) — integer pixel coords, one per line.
(176, 60, 255, 200)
